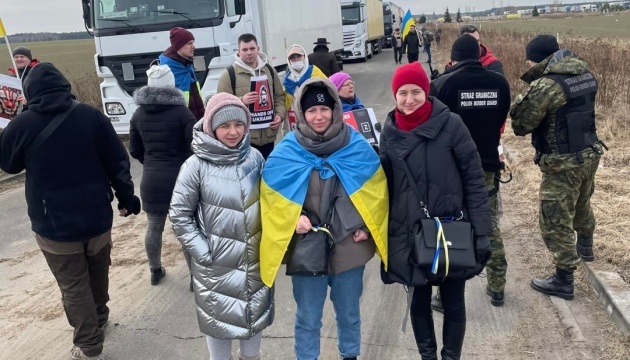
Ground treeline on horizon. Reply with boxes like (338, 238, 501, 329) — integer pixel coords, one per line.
(0, 32, 92, 44)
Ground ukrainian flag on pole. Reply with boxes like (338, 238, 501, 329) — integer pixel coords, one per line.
(401, 10, 415, 39)
(0, 18, 7, 37)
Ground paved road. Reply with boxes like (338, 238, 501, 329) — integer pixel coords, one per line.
(0, 49, 624, 360)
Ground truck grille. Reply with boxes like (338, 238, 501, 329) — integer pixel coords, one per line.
(98, 47, 219, 94)
(343, 31, 356, 47)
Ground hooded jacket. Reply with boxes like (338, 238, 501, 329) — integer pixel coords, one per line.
(308, 45, 341, 77)
(169, 93, 273, 339)
(159, 52, 205, 120)
(379, 98, 491, 286)
(403, 31, 421, 54)
(129, 86, 196, 214)
(283, 44, 327, 113)
(0, 63, 136, 241)
(445, 44, 505, 77)
(216, 52, 286, 147)
(430, 59, 511, 173)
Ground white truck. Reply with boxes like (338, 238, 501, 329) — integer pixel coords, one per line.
(340, 0, 385, 62)
(80, 0, 344, 134)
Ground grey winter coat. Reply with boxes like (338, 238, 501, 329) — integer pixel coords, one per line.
(169, 99, 273, 339)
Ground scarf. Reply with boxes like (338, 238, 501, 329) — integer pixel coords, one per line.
(340, 96, 365, 113)
(284, 65, 315, 97)
(394, 100, 433, 132)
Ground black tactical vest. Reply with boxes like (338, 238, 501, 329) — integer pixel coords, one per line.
(532, 71, 598, 157)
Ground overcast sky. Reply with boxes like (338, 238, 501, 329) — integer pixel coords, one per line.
(1, 0, 554, 34)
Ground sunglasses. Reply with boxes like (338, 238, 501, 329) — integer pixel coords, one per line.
(460, 25, 478, 35)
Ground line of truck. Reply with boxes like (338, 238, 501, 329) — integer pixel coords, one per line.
(80, 0, 400, 134)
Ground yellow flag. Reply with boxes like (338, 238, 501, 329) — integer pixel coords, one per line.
(0, 18, 6, 37)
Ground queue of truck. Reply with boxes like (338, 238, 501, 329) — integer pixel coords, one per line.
(80, 0, 401, 133)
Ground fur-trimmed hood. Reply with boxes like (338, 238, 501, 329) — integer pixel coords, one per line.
(133, 86, 187, 108)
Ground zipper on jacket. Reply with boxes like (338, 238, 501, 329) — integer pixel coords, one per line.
(43, 200, 47, 215)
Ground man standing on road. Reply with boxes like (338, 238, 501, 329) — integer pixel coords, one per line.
(8, 46, 39, 115)
(421, 27, 433, 63)
(510, 35, 605, 300)
(403, 25, 421, 63)
(308, 37, 341, 77)
(430, 34, 511, 309)
(446, 25, 504, 76)
(435, 26, 443, 46)
(0, 63, 141, 360)
(392, 28, 403, 64)
(217, 33, 285, 159)
(159, 27, 205, 120)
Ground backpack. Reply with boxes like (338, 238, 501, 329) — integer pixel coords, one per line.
(226, 63, 276, 95)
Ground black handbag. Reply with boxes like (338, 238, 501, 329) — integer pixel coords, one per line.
(399, 156, 476, 277)
(285, 177, 338, 276)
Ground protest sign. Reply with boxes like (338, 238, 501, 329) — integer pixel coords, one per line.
(343, 108, 380, 145)
(249, 75, 274, 130)
(0, 74, 23, 128)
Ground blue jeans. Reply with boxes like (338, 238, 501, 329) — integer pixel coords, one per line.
(291, 266, 365, 360)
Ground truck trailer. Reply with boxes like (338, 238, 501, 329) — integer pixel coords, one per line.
(80, 0, 344, 134)
(382, 1, 402, 48)
(340, 0, 385, 62)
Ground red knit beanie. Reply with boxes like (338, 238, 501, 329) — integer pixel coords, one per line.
(170, 27, 195, 52)
(391, 63, 430, 96)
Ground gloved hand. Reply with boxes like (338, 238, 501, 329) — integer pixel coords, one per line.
(118, 195, 141, 217)
(475, 235, 492, 267)
(374, 122, 382, 132)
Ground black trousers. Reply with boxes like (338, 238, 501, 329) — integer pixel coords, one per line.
(252, 142, 275, 160)
(411, 279, 466, 324)
(394, 47, 403, 63)
(407, 53, 419, 63)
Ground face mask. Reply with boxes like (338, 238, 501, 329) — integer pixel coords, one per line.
(290, 61, 305, 71)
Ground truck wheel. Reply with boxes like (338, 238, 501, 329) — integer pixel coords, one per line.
(368, 43, 374, 59)
(375, 39, 381, 54)
(360, 43, 368, 62)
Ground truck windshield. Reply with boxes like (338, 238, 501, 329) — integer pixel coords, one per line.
(93, 0, 222, 30)
(342, 6, 361, 25)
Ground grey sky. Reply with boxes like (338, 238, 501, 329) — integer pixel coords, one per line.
(1, 0, 553, 34)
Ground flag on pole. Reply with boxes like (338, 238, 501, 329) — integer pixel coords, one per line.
(401, 10, 415, 39)
(0, 18, 6, 37)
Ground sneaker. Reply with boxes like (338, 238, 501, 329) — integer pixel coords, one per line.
(150, 266, 166, 286)
(70, 346, 104, 360)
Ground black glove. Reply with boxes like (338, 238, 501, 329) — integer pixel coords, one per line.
(475, 235, 492, 267)
(374, 122, 382, 132)
(118, 195, 141, 217)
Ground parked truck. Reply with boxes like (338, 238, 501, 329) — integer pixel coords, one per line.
(80, 0, 344, 134)
(382, 1, 403, 48)
(340, 0, 385, 62)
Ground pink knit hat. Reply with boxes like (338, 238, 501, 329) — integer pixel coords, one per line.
(202, 93, 251, 138)
(329, 72, 352, 91)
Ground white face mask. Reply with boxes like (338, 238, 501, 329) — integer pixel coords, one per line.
(290, 61, 305, 71)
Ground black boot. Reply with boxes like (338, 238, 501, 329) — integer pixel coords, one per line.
(411, 315, 438, 359)
(431, 293, 444, 314)
(485, 286, 505, 307)
(530, 267, 574, 300)
(577, 235, 594, 262)
(440, 321, 465, 360)
(150, 266, 165, 286)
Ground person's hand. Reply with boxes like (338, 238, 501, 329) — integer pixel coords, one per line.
(269, 115, 282, 130)
(295, 215, 312, 235)
(242, 92, 258, 105)
(16, 95, 26, 105)
(117, 195, 141, 217)
(353, 229, 369, 243)
(119, 208, 128, 217)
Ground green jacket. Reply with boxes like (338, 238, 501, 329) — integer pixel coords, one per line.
(510, 50, 593, 155)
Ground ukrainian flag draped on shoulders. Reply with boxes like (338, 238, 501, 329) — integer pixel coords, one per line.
(260, 128, 389, 287)
(283, 65, 327, 111)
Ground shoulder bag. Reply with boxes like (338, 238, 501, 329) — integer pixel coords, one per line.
(285, 176, 339, 276)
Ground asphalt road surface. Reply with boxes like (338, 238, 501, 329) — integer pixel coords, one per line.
(0, 49, 625, 360)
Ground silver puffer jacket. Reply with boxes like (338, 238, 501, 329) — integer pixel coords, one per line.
(169, 117, 273, 340)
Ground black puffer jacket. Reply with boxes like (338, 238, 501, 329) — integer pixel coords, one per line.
(129, 86, 195, 214)
(379, 99, 491, 286)
(0, 63, 137, 241)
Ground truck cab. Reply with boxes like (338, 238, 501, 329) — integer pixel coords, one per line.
(340, 0, 385, 62)
(81, 0, 343, 134)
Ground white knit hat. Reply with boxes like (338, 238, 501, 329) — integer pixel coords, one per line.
(146, 65, 175, 88)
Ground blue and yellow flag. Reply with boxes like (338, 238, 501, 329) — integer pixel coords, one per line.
(401, 10, 415, 39)
(260, 129, 389, 286)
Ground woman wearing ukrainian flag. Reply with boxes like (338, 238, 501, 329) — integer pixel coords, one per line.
(259, 78, 388, 360)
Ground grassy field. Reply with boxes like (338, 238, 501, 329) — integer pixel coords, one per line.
(478, 12, 630, 39)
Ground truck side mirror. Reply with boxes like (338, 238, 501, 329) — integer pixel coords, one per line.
(235, 0, 246, 15)
(82, 0, 92, 29)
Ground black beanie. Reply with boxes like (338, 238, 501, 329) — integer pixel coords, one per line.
(451, 34, 480, 62)
(300, 86, 335, 112)
(526, 35, 559, 63)
(13, 46, 33, 61)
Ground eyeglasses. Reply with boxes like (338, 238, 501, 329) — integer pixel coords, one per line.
(341, 81, 355, 88)
(460, 25, 478, 35)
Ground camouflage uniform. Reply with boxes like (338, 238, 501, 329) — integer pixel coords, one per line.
(510, 51, 603, 271)
(485, 172, 507, 291)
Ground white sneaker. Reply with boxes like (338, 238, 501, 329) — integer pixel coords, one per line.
(70, 346, 104, 360)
